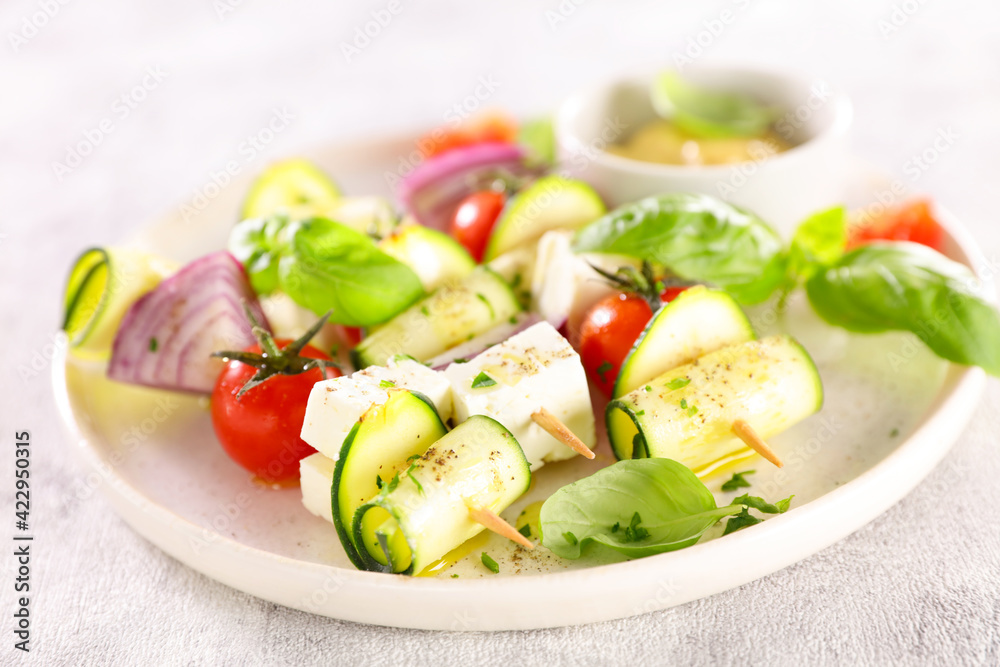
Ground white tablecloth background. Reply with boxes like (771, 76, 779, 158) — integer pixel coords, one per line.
(3, 1, 999, 664)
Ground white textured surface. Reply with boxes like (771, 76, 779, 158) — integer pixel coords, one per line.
(2, 0, 999, 664)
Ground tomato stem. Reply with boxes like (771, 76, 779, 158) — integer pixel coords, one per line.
(212, 303, 341, 399)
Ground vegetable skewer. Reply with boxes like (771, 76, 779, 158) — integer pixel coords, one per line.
(466, 504, 534, 550)
(531, 407, 596, 460)
(731, 419, 784, 468)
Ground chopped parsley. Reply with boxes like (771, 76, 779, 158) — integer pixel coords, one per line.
(386, 472, 400, 493)
(375, 474, 384, 490)
(562, 531, 578, 546)
(471, 371, 497, 389)
(644, 385, 652, 392)
(596, 361, 613, 382)
(511, 273, 522, 289)
(623, 512, 649, 542)
(611, 522, 620, 533)
(518, 523, 532, 538)
(890, 428, 900, 438)
(686, 404, 699, 417)
(665, 377, 690, 391)
(679, 398, 688, 409)
(379, 379, 395, 388)
(476, 292, 496, 319)
(635, 409, 645, 416)
(721, 469, 755, 492)
(481, 552, 500, 574)
(149, 337, 158, 352)
(451, 574, 459, 578)
(420, 305, 430, 317)
(452, 357, 468, 364)
(508, 315, 518, 325)
(405, 463, 423, 495)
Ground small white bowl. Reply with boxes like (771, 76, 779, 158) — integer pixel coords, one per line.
(555, 65, 854, 236)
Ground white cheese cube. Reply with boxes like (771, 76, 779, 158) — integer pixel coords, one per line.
(443, 321, 595, 470)
(353, 357, 453, 422)
(300, 358, 453, 460)
(300, 452, 335, 523)
(532, 230, 640, 337)
(300, 377, 389, 460)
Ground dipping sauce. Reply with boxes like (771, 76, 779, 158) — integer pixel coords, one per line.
(607, 119, 793, 167)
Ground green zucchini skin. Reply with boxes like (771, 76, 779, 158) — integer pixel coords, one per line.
(612, 286, 756, 398)
(352, 266, 522, 368)
(378, 225, 476, 292)
(483, 175, 606, 261)
(352, 415, 531, 575)
(607, 335, 823, 476)
(330, 389, 447, 569)
(241, 158, 341, 220)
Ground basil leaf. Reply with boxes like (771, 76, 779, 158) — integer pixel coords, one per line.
(278, 217, 425, 327)
(651, 71, 778, 139)
(228, 215, 291, 295)
(539, 459, 742, 559)
(720, 469, 755, 492)
(805, 242, 1000, 375)
(572, 194, 786, 304)
(732, 493, 793, 515)
(786, 206, 847, 286)
(723, 508, 761, 535)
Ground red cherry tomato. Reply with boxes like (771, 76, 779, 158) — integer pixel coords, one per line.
(337, 325, 363, 346)
(211, 341, 338, 483)
(848, 199, 946, 252)
(578, 286, 689, 397)
(660, 285, 689, 302)
(449, 190, 506, 262)
(417, 112, 518, 159)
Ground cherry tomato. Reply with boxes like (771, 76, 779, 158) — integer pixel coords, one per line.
(417, 112, 518, 159)
(211, 341, 338, 483)
(449, 190, 506, 262)
(848, 199, 945, 252)
(578, 286, 689, 397)
(337, 325, 363, 347)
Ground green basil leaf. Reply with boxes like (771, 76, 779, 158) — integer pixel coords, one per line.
(572, 193, 786, 304)
(227, 215, 291, 295)
(278, 217, 425, 327)
(723, 508, 762, 536)
(651, 71, 778, 139)
(805, 241, 1000, 375)
(786, 206, 847, 285)
(539, 459, 742, 559)
(732, 493, 793, 515)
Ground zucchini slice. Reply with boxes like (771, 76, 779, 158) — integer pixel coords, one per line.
(379, 224, 476, 291)
(613, 286, 756, 398)
(332, 389, 447, 568)
(352, 266, 522, 368)
(482, 175, 606, 261)
(241, 158, 341, 220)
(62, 247, 176, 359)
(352, 415, 530, 575)
(607, 335, 823, 476)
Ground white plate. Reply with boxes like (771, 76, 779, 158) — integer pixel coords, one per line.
(53, 134, 989, 631)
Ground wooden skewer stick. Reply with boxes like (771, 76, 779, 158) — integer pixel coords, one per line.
(466, 505, 534, 550)
(531, 407, 596, 459)
(732, 419, 783, 468)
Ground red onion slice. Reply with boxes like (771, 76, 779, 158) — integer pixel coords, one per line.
(107, 251, 269, 394)
(397, 143, 531, 231)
